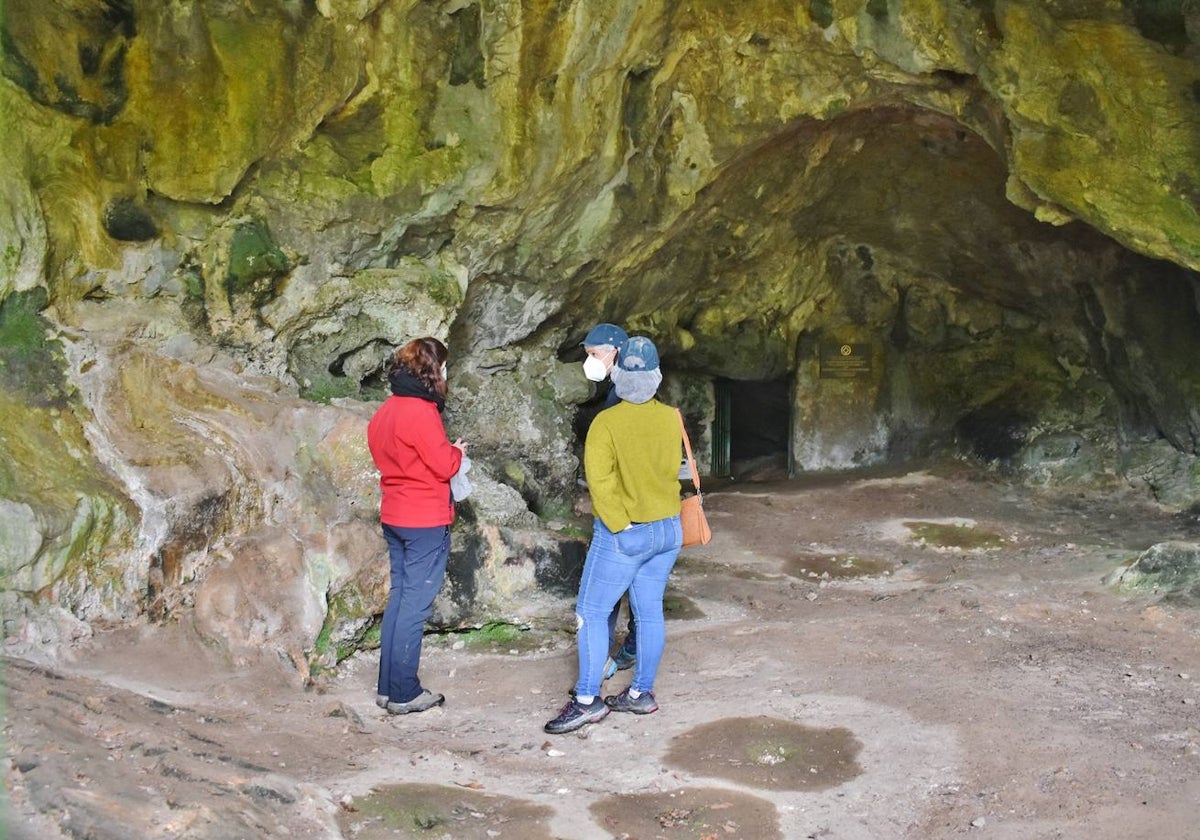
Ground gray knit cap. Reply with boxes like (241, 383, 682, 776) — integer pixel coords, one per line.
(611, 336, 662, 404)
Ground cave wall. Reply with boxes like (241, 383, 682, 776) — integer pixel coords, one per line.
(2, 0, 1200, 669)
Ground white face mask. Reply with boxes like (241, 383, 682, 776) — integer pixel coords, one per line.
(440, 363, 448, 381)
(582, 355, 609, 382)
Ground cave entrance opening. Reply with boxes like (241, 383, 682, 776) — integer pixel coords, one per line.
(712, 377, 792, 480)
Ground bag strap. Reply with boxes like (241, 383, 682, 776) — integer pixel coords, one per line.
(676, 409, 701, 494)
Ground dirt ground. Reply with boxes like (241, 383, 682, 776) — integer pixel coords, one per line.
(5, 463, 1200, 840)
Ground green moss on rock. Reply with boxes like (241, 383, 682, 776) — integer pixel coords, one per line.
(302, 377, 363, 405)
(0, 391, 136, 598)
(456, 621, 527, 651)
(227, 219, 289, 299)
(1107, 541, 1200, 605)
(309, 578, 381, 675)
(809, 0, 835, 28)
(0, 288, 67, 408)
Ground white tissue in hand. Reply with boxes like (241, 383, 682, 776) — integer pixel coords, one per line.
(450, 455, 473, 501)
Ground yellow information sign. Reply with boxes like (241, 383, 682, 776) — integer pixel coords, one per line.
(819, 342, 873, 379)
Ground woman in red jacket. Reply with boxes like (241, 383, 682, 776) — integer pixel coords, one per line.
(367, 337, 468, 715)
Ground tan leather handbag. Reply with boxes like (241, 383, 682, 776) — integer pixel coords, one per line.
(677, 409, 712, 547)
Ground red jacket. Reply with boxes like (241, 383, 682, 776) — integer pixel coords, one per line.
(367, 396, 463, 527)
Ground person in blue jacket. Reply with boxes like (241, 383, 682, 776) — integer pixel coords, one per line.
(546, 336, 684, 734)
(580, 323, 638, 678)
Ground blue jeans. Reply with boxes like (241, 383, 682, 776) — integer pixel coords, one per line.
(574, 515, 682, 697)
(377, 524, 450, 703)
(608, 598, 637, 655)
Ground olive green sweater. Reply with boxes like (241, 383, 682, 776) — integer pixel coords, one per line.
(584, 399, 682, 532)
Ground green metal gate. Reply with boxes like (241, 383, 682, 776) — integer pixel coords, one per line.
(711, 379, 732, 477)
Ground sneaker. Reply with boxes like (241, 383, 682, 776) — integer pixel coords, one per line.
(544, 697, 609, 734)
(612, 645, 636, 671)
(385, 689, 445, 715)
(604, 687, 658, 714)
(375, 693, 388, 709)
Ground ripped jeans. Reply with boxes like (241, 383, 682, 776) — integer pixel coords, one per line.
(573, 515, 682, 698)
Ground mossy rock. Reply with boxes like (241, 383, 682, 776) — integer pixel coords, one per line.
(226, 219, 289, 302)
(1107, 541, 1200, 606)
(0, 288, 67, 407)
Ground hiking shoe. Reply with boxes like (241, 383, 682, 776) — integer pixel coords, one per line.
(604, 687, 658, 714)
(375, 693, 388, 709)
(544, 697, 609, 734)
(611, 645, 636, 671)
(385, 689, 445, 715)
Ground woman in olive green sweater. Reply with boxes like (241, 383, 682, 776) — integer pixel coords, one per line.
(545, 337, 684, 735)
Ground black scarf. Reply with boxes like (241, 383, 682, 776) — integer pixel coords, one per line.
(389, 367, 445, 413)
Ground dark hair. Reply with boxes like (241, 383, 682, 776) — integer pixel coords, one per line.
(388, 337, 448, 399)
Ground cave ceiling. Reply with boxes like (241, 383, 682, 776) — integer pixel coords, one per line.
(552, 103, 1165, 382)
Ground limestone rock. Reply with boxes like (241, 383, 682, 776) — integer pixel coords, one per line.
(1108, 542, 1200, 606)
(5, 0, 1200, 669)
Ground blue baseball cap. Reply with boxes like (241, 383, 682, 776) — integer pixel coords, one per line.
(617, 336, 659, 372)
(581, 323, 628, 348)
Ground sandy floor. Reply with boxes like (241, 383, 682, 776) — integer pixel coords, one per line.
(5, 464, 1200, 839)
